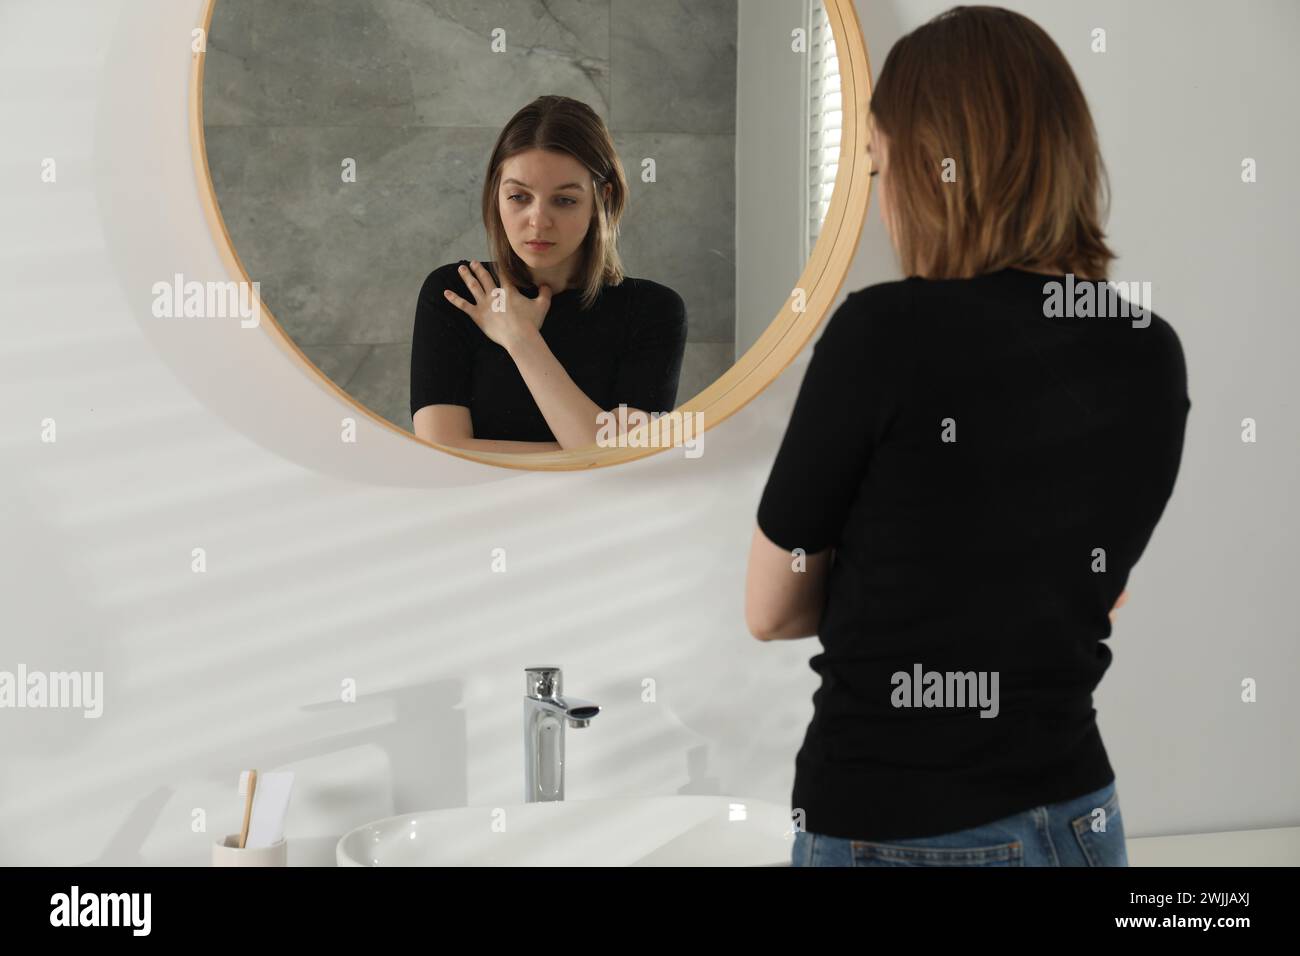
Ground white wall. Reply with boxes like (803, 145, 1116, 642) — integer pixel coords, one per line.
(0, 0, 1294, 865)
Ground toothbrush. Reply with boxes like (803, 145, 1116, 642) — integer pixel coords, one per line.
(238, 770, 258, 849)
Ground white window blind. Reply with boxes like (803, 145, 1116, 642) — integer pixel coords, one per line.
(806, 0, 842, 259)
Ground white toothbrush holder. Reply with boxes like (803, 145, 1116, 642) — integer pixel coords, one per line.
(212, 834, 287, 867)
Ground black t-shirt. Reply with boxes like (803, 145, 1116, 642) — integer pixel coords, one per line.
(409, 260, 688, 441)
(757, 267, 1191, 841)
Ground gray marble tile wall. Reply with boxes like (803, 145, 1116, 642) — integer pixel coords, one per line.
(203, 0, 738, 432)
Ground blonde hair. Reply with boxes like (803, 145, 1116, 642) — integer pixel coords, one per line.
(870, 5, 1117, 280)
(481, 95, 628, 309)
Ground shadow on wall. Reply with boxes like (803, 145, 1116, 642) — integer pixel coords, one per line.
(81, 681, 468, 867)
(0, 470, 119, 865)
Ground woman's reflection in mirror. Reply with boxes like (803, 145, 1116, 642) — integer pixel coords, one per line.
(410, 95, 687, 454)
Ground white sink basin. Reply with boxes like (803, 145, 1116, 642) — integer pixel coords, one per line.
(336, 795, 794, 866)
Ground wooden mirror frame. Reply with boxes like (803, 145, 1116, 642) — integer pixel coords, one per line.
(188, 0, 872, 472)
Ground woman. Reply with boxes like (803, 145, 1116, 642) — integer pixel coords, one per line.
(410, 95, 688, 454)
(745, 6, 1190, 867)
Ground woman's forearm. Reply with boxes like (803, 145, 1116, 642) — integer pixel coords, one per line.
(762, 548, 835, 641)
(450, 437, 563, 454)
(506, 328, 609, 450)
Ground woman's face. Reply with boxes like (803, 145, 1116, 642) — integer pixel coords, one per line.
(867, 116, 893, 245)
(497, 149, 601, 284)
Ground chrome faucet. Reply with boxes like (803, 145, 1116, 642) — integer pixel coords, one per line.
(523, 666, 600, 802)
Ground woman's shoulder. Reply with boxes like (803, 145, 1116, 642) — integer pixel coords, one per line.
(615, 275, 682, 305)
(414, 262, 483, 341)
(421, 259, 478, 292)
(821, 279, 915, 345)
(417, 260, 500, 312)
(850, 276, 917, 305)
(613, 276, 687, 329)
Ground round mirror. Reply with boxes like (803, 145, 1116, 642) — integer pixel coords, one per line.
(192, 0, 870, 470)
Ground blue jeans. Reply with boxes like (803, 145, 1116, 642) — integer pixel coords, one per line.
(791, 779, 1126, 866)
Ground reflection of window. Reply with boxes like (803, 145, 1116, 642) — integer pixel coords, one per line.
(805, 0, 842, 260)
